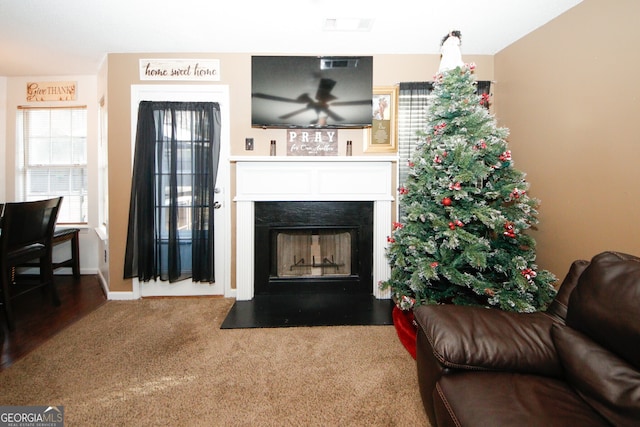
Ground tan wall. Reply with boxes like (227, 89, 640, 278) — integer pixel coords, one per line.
(494, 0, 640, 278)
(104, 53, 493, 292)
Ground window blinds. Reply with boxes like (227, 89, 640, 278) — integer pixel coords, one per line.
(19, 106, 88, 223)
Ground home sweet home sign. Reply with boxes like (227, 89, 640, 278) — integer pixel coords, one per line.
(139, 59, 220, 81)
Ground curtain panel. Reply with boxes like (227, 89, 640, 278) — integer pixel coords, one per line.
(124, 101, 221, 283)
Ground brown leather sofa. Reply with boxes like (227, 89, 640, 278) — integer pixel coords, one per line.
(414, 251, 640, 427)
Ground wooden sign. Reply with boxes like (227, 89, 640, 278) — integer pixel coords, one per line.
(139, 59, 220, 81)
(26, 81, 76, 102)
(286, 129, 338, 156)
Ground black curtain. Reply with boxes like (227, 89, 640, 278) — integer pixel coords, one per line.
(124, 101, 221, 283)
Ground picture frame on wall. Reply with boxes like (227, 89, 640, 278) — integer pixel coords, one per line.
(365, 86, 398, 153)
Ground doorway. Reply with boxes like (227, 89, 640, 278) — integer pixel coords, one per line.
(130, 85, 230, 297)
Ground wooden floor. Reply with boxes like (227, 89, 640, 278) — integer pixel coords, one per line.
(1, 274, 107, 371)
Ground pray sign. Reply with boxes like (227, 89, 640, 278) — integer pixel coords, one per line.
(286, 129, 338, 156)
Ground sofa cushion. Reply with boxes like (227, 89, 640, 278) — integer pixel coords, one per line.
(566, 251, 640, 369)
(552, 324, 640, 427)
(414, 304, 563, 377)
(433, 371, 609, 427)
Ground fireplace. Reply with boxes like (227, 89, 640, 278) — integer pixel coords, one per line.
(233, 157, 395, 301)
(254, 201, 373, 295)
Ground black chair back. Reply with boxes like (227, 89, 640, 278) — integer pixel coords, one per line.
(1, 198, 62, 253)
(0, 197, 63, 330)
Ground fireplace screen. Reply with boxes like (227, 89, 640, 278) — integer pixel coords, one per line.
(254, 201, 372, 295)
(276, 230, 351, 278)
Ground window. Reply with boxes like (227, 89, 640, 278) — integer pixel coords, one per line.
(18, 106, 88, 223)
(398, 82, 433, 190)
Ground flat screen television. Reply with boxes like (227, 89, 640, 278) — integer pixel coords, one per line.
(251, 55, 373, 128)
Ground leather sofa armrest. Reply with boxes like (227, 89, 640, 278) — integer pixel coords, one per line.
(545, 259, 590, 322)
(414, 304, 564, 378)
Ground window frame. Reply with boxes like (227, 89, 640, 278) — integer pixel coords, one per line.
(17, 105, 89, 224)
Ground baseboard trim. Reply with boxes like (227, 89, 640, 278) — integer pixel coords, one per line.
(107, 290, 138, 300)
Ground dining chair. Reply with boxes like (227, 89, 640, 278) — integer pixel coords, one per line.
(0, 197, 63, 330)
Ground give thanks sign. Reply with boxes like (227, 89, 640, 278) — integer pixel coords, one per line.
(286, 129, 338, 156)
(26, 81, 76, 101)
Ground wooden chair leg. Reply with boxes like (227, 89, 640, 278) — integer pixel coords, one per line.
(41, 256, 60, 307)
(1, 268, 16, 331)
(71, 231, 80, 279)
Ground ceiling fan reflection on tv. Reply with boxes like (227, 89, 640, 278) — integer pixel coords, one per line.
(252, 78, 372, 126)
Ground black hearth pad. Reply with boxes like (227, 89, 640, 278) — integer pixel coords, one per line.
(220, 294, 394, 329)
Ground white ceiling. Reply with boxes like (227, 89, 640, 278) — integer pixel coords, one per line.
(0, 0, 582, 77)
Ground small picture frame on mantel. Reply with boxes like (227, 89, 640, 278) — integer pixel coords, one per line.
(365, 86, 398, 153)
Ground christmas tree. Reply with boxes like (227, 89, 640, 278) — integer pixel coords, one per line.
(382, 32, 556, 313)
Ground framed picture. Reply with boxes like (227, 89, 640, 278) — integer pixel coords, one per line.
(365, 86, 398, 153)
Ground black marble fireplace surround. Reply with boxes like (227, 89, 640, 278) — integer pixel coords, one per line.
(254, 201, 374, 296)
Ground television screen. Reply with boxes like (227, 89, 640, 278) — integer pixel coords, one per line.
(251, 56, 373, 128)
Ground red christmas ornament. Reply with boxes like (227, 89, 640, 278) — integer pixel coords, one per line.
(511, 188, 526, 199)
(442, 197, 452, 206)
(449, 219, 464, 230)
(503, 221, 516, 238)
(521, 268, 537, 281)
(433, 122, 447, 135)
(499, 150, 512, 162)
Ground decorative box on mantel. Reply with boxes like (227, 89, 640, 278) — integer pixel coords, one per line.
(231, 156, 397, 301)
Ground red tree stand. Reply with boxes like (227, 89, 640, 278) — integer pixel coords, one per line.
(392, 306, 417, 359)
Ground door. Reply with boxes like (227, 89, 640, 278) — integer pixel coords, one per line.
(130, 85, 231, 297)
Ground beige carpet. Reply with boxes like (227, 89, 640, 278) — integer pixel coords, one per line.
(0, 297, 429, 426)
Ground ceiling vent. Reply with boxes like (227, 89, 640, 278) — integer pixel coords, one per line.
(320, 57, 360, 69)
(323, 18, 374, 32)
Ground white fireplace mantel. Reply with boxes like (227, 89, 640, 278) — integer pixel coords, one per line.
(232, 156, 396, 300)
